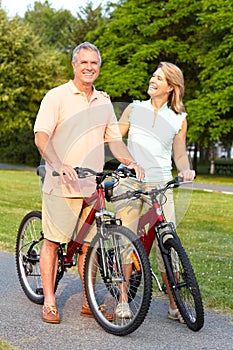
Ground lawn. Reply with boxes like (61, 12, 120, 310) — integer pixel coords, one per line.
(0, 169, 232, 316)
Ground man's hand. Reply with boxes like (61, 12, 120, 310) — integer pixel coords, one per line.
(53, 163, 78, 184)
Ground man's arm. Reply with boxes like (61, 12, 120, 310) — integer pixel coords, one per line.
(34, 131, 78, 183)
(108, 140, 144, 181)
(118, 103, 132, 137)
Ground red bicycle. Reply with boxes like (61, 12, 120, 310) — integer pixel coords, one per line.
(15, 166, 152, 336)
(110, 172, 204, 332)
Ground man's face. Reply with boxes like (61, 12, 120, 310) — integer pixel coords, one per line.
(72, 48, 101, 86)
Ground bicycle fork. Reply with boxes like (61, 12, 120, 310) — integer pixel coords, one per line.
(156, 222, 182, 288)
(149, 222, 181, 292)
(97, 217, 125, 285)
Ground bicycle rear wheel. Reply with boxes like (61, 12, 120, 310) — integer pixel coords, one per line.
(16, 211, 62, 304)
(16, 211, 44, 304)
(163, 238, 204, 331)
(84, 225, 152, 336)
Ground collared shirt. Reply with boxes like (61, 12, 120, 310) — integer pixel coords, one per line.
(34, 80, 122, 197)
(127, 99, 186, 182)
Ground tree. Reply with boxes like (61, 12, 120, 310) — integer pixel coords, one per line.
(0, 9, 67, 131)
(0, 9, 68, 164)
(185, 0, 233, 159)
(90, 0, 202, 102)
(24, 1, 77, 54)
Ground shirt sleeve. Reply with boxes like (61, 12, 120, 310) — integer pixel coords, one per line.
(103, 102, 122, 142)
(34, 90, 60, 137)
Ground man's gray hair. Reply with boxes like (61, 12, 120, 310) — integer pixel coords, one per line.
(72, 42, 102, 65)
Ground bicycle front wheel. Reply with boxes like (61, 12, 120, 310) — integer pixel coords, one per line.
(84, 225, 152, 336)
(164, 238, 204, 331)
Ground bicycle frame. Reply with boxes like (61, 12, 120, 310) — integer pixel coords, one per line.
(64, 181, 116, 266)
(131, 185, 182, 293)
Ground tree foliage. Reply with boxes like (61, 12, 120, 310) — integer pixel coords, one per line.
(0, 10, 67, 131)
(0, 0, 232, 165)
(0, 7, 69, 164)
(93, 0, 202, 101)
(186, 0, 233, 146)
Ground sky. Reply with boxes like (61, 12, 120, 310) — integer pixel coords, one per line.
(1, 0, 115, 17)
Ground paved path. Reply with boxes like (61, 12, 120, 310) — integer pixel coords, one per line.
(188, 182, 233, 195)
(0, 251, 232, 350)
(0, 163, 36, 171)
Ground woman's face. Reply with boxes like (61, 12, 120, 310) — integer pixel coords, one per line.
(147, 67, 173, 99)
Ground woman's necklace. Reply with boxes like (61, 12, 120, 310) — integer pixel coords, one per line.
(152, 110, 158, 127)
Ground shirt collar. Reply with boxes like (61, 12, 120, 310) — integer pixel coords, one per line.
(149, 99, 168, 112)
(68, 80, 97, 97)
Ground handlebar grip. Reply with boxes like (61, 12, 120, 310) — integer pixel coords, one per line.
(111, 191, 131, 202)
(52, 167, 86, 178)
(173, 176, 184, 188)
(111, 190, 137, 202)
(116, 166, 136, 178)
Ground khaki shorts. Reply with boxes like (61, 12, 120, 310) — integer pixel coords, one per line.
(113, 178, 177, 272)
(42, 192, 96, 244)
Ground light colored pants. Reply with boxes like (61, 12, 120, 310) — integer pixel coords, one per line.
(113, 178, 178, 272)
(42, 192, 96, 244)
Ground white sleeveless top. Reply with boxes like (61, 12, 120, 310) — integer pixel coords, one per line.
(127, 99, 186, 182)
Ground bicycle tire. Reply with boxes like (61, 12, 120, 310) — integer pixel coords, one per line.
(15, 211, 60, 304)
(84, 225, 152, 336)
(163, 238, 204, 331)
(97, 247, 142, 303)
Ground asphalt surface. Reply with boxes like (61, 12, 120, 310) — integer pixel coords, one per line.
(0, 251, 233, 350)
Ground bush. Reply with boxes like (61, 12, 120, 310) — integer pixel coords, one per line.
(0, 127, 40, 166)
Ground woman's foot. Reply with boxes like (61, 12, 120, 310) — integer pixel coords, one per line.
(168, 307, 185, 324)
(116, 302, 132, 319)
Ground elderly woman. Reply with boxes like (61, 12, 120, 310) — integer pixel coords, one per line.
(114, 62, 195, 322)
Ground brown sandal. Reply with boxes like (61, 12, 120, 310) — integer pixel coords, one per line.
(42, 304, 60, 324)
(80, 304, 114, 321)
(80, 304, 93, 318)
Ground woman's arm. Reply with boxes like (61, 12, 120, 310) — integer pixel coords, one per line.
(172, 119, 195, 181)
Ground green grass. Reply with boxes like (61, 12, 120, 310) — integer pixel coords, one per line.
(176, 190, 233, 315)
(149, 187, 233, 316)
(0, 169, 232, 318)
(0, 170, 41, 252)
(195, 174, 233, 186)
(0, 339, 21, 350)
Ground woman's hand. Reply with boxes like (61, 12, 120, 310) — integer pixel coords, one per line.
(178, 169, 196, 181)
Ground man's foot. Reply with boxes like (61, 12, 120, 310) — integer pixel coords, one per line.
(42, 304, 60, 324)
(168, 307, 185, 324)
(80, 304, 114, 321)
(116, 302, 132, 319)
(80, 305, 93, 318)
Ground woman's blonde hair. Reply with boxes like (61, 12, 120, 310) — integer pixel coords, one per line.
(158, 62, 185, 114)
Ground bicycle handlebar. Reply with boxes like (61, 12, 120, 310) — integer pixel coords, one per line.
(52, 166, 132, 181)
(111, 176, 184, 203)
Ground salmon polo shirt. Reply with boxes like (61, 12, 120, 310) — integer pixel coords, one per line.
(34, 80, 122, 197)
